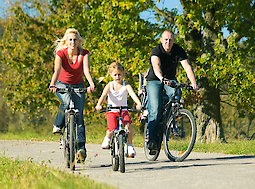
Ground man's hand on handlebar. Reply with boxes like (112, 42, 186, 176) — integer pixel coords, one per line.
(192, 84, 199, 90)
(161, 78, 177, 87)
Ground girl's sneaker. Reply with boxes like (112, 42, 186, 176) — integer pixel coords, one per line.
(125, 144, 136, 158)
(101, 136, 111, 149)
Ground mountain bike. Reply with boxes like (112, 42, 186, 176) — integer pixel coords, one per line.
(54, 87, 87, 170)
(100, 106, 136, 173)
(138, 73, 197, 162)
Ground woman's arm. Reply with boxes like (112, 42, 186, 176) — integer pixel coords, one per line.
(126, 84, 142, 111)
(49, 55, 62, 93)
(95, 83, 110, 111)
(83, 52, 95, 93)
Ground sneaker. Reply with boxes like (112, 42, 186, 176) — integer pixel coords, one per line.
(53, 126, 62, 134)
(77, 148, 87, 163)
(139, 109, 148, 122)
(101, 136, 111, 149)
(125, 144, 136, 157)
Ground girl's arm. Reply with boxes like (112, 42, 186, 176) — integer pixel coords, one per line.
(49, 55, 62, 93)
(95, 83, 110, 111)
(126, 84, 142, 111)
(83, 52, 95, 93)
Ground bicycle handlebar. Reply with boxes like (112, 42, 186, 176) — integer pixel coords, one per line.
(99, 106, 138, 113)
(162, 80, 193, 91)
(55, 87, 87, 94)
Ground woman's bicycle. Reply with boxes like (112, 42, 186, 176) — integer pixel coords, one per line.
(100, 106, 136, 173)
(138, 73, 197, 162)
(53, 87, 87, 170)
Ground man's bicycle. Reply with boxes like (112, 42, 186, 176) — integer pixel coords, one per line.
(53, 87, 87, 170)
(138, 73, 197, 162)
(100, 106, 136, 173)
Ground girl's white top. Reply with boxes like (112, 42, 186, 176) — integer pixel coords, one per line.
(108, 81, 128, 112)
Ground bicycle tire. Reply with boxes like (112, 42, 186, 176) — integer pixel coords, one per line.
(111, 136, 119, 171)
(163, 109, 197, 162)
(119, 133, 125, 173)
(143, 123, 161, 161)
(69, 114, 76, 170)
(63, 127, 70, 168)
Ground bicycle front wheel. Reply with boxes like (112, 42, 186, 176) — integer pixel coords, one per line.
(111, 136, 119, 171)
(143, 123, 161, 161)
(119, 133, 125, 173)
(69, 114, 76, 170)
(163, 109, 197, 162)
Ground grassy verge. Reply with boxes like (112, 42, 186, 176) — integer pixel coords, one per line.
(193, 140, 255, 155)
(0, 156, 114, 189)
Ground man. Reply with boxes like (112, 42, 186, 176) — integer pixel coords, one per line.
(145, 30, 198, 154)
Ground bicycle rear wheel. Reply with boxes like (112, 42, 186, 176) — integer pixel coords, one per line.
(143, 123, 161, 161)
(111, 136, 119, 171)
(69, 114, 76, 170)
(163, 109, 196, 162)
(119, 133, 125, 173)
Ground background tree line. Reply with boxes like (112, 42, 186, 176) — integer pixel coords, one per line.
(0, 0, 254, 142)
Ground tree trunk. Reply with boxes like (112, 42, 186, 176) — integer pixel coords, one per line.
(194, 77, 225, 143)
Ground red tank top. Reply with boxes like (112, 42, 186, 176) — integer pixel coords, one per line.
(57, 48, 89, 84)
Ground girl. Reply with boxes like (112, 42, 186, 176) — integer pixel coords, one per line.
(95, 62, 142, 157)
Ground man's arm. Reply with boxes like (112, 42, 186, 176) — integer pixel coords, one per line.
(181, 59, 199, 90)
(151, 55, 164, 81)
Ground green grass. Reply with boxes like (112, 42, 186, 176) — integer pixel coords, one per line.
(0, 130, 60, 141)
(193, 140, 255, 155)
(0, 156, 114, 189)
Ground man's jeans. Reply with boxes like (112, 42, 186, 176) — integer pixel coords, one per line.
(54, 80, 86, 144)
(147, 80, 179, 142)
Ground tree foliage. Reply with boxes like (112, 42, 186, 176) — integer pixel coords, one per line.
(0, 0, 157, 118)
(150, 0, 254, 141)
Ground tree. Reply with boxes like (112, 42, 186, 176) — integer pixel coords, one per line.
(0, 0, 157, 120)
(151, 0, 255, 142)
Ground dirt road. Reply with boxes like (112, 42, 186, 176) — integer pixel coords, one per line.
(0, 140, 255, 189)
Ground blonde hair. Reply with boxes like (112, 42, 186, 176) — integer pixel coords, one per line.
(54, 28, 85, 52)
(108, 62, 125, 76)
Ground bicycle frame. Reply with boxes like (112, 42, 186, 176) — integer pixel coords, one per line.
(139, 76, 196, 162)
(101, 106, 134, 173)
(57, 87, 87, 170)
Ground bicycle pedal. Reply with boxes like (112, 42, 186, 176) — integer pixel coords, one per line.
(127, 156, 135, 158)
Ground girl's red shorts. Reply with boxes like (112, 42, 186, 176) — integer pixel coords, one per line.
(106, 111, 132, 131)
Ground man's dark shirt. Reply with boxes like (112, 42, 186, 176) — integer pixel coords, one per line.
(146, 43, 188, 81)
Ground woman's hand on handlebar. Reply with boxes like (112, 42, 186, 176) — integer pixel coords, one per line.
(49, 85, 57, 93)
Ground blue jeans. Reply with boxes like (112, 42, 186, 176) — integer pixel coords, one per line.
(146, 80, 180, 142)
(54, 80, 86, 144)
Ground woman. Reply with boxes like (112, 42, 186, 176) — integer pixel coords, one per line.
(49, 28, 95, 162)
